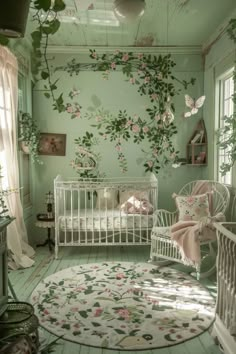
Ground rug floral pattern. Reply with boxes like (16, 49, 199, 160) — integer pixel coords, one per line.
(30, 262, 215, 350)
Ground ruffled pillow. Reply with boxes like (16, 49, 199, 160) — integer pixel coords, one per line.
(120, 195, 153, 215)
(173, 193, 210, 222)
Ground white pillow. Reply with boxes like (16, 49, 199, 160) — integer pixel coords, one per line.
(96, 188, 118, 209)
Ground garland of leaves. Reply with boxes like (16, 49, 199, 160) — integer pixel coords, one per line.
(217, 19, 236, 176)
(59, 51, 195, 176)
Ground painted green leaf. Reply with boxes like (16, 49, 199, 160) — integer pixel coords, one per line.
(93, 302, 100, 307)
(114, 329, 126, 334)
(53, 0, 66, 12)
(61, 323, 70, 330)
(92, 322, 101, 327)
(79, 311, 88, 318)
(41, 71, 49, 80)
(34, 0, 51, 11)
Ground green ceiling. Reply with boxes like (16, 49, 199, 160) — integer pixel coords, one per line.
(26, 0, 236, 49)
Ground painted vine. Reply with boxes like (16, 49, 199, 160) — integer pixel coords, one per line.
(58, 50, 195, 176)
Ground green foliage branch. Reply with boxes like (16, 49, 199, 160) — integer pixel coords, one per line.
(64, 50, 195, 175)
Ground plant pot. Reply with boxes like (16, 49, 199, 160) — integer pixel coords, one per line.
(20, 142, 30, 154)
(0, 0, 30, 38)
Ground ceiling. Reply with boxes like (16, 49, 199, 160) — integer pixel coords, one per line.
(26, 0, 236, 50)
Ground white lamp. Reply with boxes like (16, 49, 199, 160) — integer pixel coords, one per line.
(114, 0, 146, 22)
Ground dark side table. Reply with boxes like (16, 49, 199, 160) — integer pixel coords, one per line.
(36, 217, 55, 252)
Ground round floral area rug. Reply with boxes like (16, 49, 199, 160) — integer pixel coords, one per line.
(30, 262, 215, 350)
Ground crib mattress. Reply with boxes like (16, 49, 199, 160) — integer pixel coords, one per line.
(58, 209, 153, 231)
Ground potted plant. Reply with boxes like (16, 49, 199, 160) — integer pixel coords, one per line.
(18, 112, 42, 164)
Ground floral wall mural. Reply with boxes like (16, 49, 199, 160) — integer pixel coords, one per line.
(54, 50, 195, 178)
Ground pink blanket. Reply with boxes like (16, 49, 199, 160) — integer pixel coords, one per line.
(171, 213, 225, 267)
(171, 181, 225, 267)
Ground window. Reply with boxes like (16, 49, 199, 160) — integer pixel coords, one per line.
(216, 69, 234, 185)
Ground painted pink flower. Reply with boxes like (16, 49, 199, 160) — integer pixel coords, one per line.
(66, 105, 74, 113)
(116, 272, 125, 279)
(155, 114, 160, 121)
(92, 51, 97, 58)
(151, 93, 158, 100)
(129, 77, 135, 84)
(75, 111, 81, 118)
(115, 145, 122, 151)
(117, 308, 130, 319)
(126, 119, 132, 127)
(144, 76, 150, 83)
(147, 160, 153, 168)
(186, 196, 195, 204)
(122, 53, 129, 62)
(43, 309, 49, 315)
(143, 126, 149, 133)
(111, 62, 116, 70)
(170, 152, 176, 159)
(103, 134, 107, 140)
(71, 307, 79, 312)
(73, 323, 80, 328)
(94, 308, 103, 317)
(132, 124, 140, 133)
(152, 148, 158, 157)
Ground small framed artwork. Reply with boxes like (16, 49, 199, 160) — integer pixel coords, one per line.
(39, 133, 66, 156)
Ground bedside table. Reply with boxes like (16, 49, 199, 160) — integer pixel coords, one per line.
(35, 216, 55, 252)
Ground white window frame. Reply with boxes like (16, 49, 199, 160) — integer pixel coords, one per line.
(215, 68, 235, 186)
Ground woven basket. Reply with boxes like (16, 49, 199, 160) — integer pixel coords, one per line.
(0, 302, 38, 340)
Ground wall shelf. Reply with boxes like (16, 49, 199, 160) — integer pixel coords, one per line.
(186, 119, 207, 166)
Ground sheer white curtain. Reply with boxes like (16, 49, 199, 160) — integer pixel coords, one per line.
(0, 45, 35, 269)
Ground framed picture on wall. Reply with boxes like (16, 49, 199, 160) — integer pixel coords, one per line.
(38, 133, 66, 156)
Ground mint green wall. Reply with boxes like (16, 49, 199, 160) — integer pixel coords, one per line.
(31, 51, 204, 241)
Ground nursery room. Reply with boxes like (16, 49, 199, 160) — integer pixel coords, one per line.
(0, 0, 236, 353)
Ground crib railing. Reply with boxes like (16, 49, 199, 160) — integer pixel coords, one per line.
(212, 222, 236, 354)
(54, 174, 158, 258)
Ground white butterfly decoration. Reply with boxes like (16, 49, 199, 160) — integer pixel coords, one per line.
(184, 94, 206, 118)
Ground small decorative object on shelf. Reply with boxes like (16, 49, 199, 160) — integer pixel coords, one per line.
(186, 119, 207, 166)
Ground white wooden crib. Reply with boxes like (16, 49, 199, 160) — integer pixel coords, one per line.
(212, 222, 236, 354)
(54, 174, 158, 258)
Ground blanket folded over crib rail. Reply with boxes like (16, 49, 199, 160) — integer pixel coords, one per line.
(171, 213, 225, 267)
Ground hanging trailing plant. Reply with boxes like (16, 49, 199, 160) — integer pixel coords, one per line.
(59, 50, 195, 175)
(18, 112, 42, 164)
(217, 19, 236, 176)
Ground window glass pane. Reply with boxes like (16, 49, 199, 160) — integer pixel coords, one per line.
(217, 70, 234, 185)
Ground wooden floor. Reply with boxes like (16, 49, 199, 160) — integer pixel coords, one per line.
(9, 245, 222, 354)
